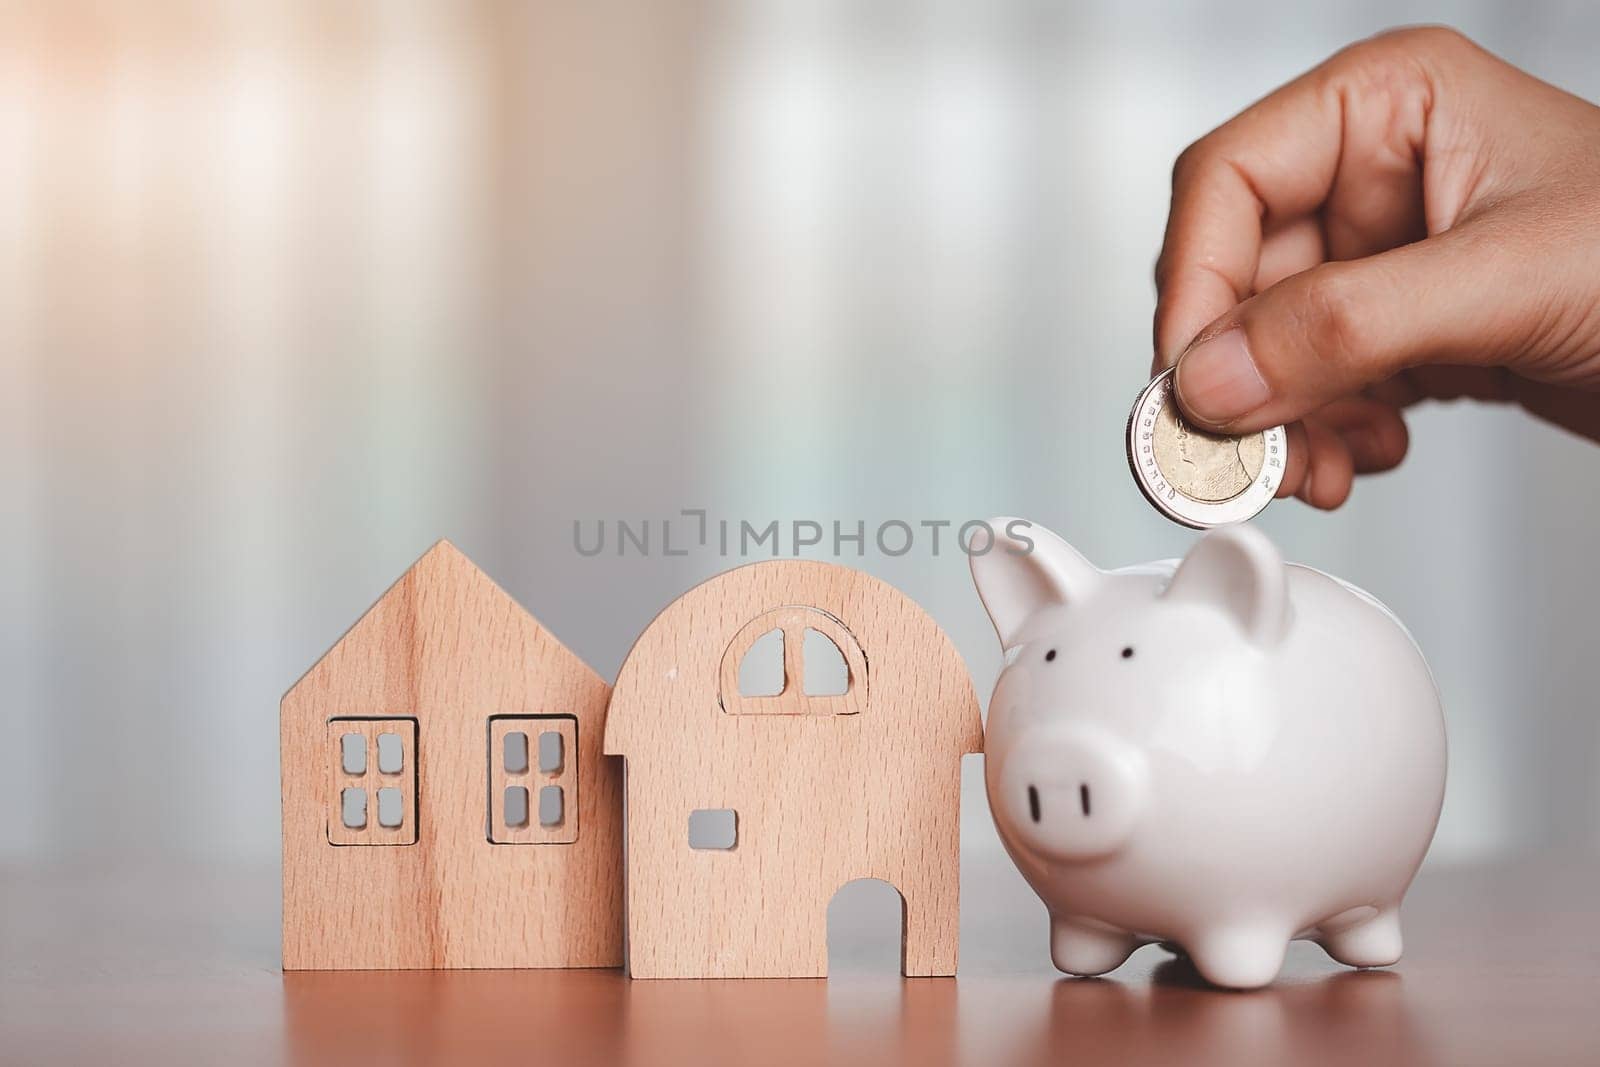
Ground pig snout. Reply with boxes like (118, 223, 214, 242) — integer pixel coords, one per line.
(996, 724, 1148, 862)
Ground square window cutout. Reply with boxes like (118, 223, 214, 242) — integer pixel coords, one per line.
(488, 716, 578, 845)
(377, 732, 404, 774)
(504, 732, 529, 774)
(341, 788, 367, 830)
(504, 786, 529, 828)
(688, 808, 737, 850)
(376, 787, 404, 828)
(340, 733, 366, 775)
(539, 785, 563, 827)
(326, 718, 417, 846)
(538, 731, 563, 773)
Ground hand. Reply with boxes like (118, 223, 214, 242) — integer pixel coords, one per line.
(1154, 26, 1600, 509)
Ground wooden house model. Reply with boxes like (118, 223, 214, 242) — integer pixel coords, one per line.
(605, 559, 983, 979)
(280, 541, 623, 969)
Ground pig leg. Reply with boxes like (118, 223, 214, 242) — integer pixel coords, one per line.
(1319, 907, 1403, 969)
(1186, 924, 1290, 989)
(1050, 915, 1137, 976)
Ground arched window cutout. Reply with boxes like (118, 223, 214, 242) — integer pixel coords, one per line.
(802, 628, 848, 696)
(827, 878, 906, 975)
(718, 606, 868, 715)
(737, 628, 785, 697)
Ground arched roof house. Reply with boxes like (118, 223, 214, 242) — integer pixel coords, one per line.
(281, 541, 622, 970)
(605, 559, 983, 979)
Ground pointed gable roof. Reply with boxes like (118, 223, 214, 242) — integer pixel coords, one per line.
(285, 539, 603, 706)
(280, 538, 623, 970)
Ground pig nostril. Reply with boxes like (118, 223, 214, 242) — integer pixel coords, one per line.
(1079, 783, 1091, 817)
(1028, 785, 1041, 823)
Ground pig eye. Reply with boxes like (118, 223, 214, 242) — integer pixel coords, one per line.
(1121, 646, 1134, 659)
(1044, 649, 1057, 662)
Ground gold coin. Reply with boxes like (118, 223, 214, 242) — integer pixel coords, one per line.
(1125, 368, 1287, 529)
(1150, 399, 1265, 503)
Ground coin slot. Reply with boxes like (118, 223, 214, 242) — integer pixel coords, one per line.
(1079, 783, 1092, 818)
(1028, 786, 1040, 824)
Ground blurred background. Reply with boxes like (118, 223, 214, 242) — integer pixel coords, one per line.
(4, 0, 1599, 878)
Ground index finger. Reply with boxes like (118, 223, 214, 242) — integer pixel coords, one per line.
(1153, 55, 1350, 368)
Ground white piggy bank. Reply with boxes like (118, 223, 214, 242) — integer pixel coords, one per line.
(972, 519, 1446, 989)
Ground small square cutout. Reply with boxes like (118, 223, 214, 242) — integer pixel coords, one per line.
(504, 786, 529, 828)
(488, 716, 577, 845)
(539, 785, 563, 827)
(340, 734, 366, 776)
(504, 732, 529, 774)
(377, 733, 404, 774)
(688, 808, 737, 850)
(538, 731, 563, 773)
(376, 787, 403, 828)
(341, 788, 367, 829)
(327, 718, 417, 845)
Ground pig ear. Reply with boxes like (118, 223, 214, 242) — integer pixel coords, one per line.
(1162, 525, 1291, 646)
(970, 518, 1101, 650)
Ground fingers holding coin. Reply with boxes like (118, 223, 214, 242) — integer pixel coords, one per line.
(1270, 398, 1409, 510)
(1318, 396, 1411, 474)
(1128, 368, 1414, 525)
(1127, 368, 1287, 528)
(1293, 418, 1356, 510)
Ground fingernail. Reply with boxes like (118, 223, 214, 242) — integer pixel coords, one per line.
(1175, 329, 1270, 425)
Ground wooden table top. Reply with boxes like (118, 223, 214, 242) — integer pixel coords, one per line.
(3, 852, 1597, 1065)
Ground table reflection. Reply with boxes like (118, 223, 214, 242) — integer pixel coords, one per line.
(282, 949, 1432, 1066)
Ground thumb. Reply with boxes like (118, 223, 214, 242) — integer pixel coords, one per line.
(1172, 226, 1527, 433)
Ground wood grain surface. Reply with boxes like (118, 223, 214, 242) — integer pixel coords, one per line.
(280, 541, 623, 969)
(488, 716, 579, 845)
(4, 853, 1599, 1065)
(606, 560, 985, 979)
(324, 718, 418, 846)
